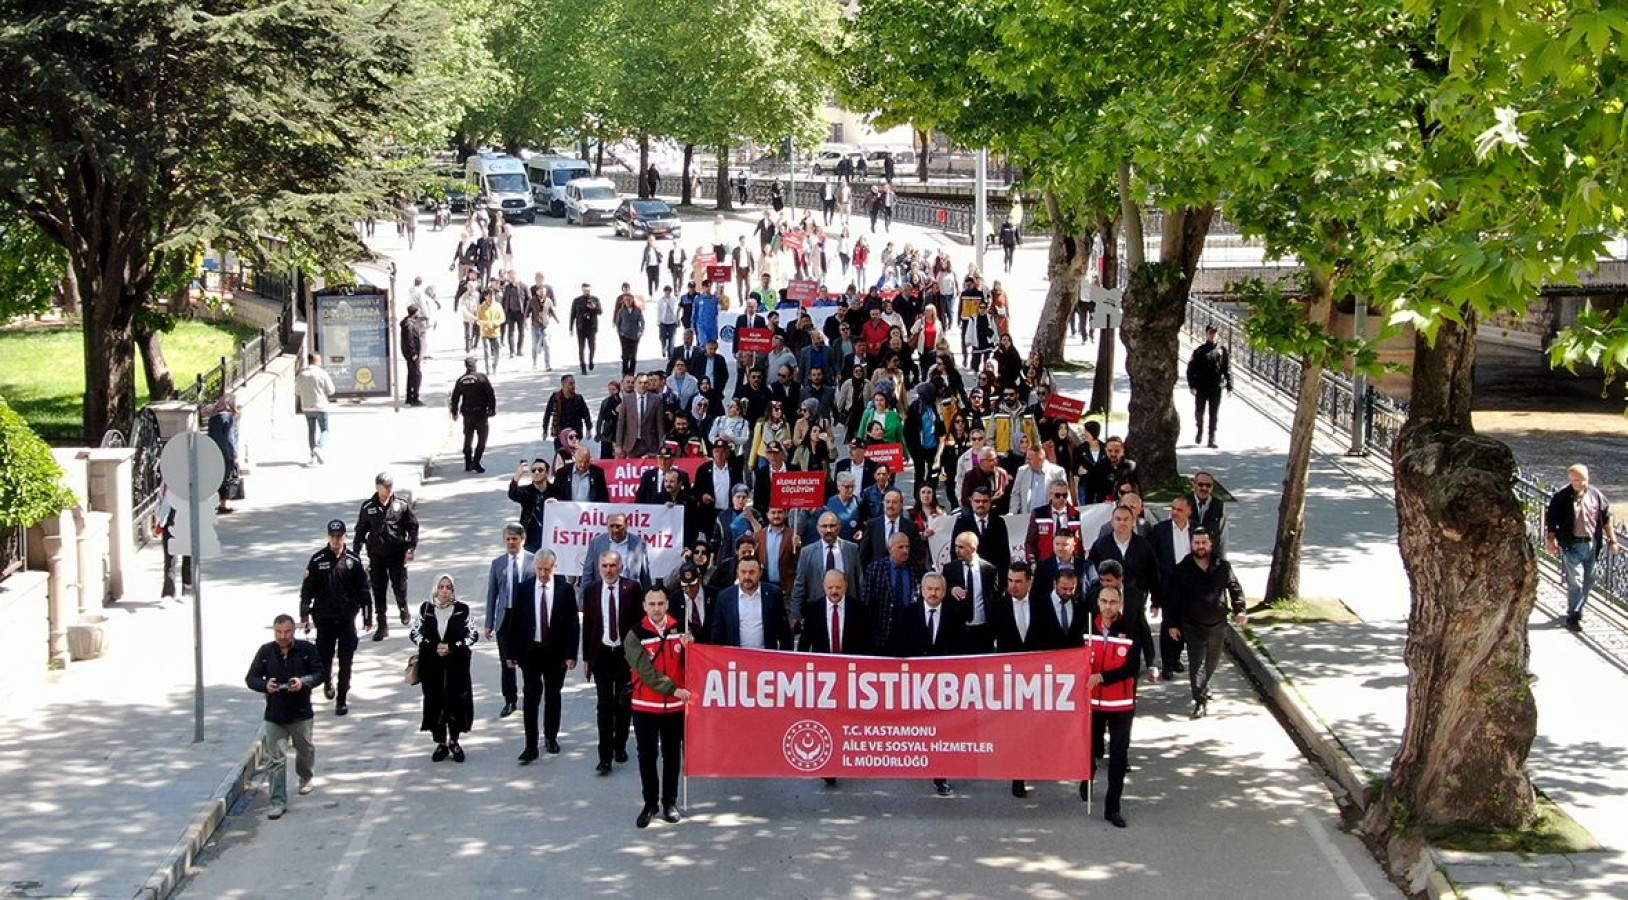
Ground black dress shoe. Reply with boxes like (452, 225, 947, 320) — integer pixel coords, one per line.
(1079, 781, 1090, 802)
(500, 702, 517, 718)
(450, 744, 465, 763)
(615, 748, 629, 764)
(433, 744, 450, 762)
(324, 684, 336, 700)
(518, 747, 539, 764)
(933, 779, 953, 797)
(372, 623, 388, 642)
(335, 703, 349, 716)
(399, 608, 410, 626)
(545, 739, 561, 754)
(636, 806, 656, 828)
(1191, 701, 1207, 719)
(1011, 780, 1027, 798)
(473, 464, 486, 474)
(596, 761, 613, 775)
(822, 777, 838, 787)
(1107, 812, 1128, 828)
(661, 804, 681, 823)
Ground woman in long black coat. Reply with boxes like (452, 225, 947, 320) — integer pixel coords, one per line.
(410, 573, 479, 763)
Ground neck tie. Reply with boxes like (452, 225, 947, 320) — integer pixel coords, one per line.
(887, 520, 895, 541)
(978, 517, 987, 534)
(510, 556, 519, 590)
(832, 604, 842, 654)
(605, 586, 617, 645)
(826, 544, 836, 572)
(928, 607, 938, 644)
(538, 583, 549, 643)
(1016, 600, 1028, 641)
(1059, 600, 1070, 632)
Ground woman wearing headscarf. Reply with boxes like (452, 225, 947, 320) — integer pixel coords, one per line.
(205, 393, 241, 514)
(409, 574, 479, 763)
(904, 383, 946, 491)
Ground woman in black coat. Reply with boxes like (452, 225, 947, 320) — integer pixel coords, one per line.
(205, 392, 241, 513)
(410, 573, 479, 763)
(595, 379, 624, 460)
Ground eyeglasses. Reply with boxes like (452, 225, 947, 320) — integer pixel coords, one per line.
(1195, 481, 1214, 489)
(1051, 493, 1067, 499)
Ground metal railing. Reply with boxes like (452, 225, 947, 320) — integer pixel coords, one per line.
(1186, 296, 1625, 606)
(175, 302, 295, 411)
(608, 170, 996, 238)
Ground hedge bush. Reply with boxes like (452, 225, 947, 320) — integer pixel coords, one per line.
(0, 395, 75, 528)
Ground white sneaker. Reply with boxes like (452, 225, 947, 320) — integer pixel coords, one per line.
(298, 778, 313, 795)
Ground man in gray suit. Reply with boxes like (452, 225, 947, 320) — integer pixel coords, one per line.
(485, 523, 531, 719)
(615, 372, 665, 458)
(790, 511, 862, 633)
(580, 512, 653, 592)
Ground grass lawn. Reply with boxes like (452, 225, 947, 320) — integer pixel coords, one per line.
(0, 318, 258, 442)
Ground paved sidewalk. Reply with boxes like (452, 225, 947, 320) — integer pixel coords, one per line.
(1195, 349, 1628, 899)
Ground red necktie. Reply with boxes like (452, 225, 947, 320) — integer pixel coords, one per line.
(831, 604, 842, 654)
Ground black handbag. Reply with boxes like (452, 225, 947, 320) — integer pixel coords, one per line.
(224, 475, 245, 501)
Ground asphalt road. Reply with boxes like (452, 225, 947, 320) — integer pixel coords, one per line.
(175, 207, 1398, 898)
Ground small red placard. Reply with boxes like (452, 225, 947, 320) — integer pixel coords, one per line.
(771, 471, 827, 509)
(786, 279, 820, 304)
(866, 442, 906, 473)
(1043, 394, 1088, 421)
(736, 327, 774, 353)
(707, 264, 732, 284)
(780, 230, 806, 251)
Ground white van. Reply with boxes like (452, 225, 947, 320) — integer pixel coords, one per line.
(562, 178, 620, 226)
(526, 155, 594, 217)
(466, 153, 535, 223)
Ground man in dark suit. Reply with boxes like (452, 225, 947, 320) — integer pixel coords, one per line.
(733, 367, 773, 422)
(1186, 471, 1226, 559)
(666, 329, 705, 376)
(694, 442, 748, 543)
(710, 557, 792, 649)
(580, 551, 644, 775)
(791, 512, 863, 633)
(951, 487, 1011, 574)
(751, 441, 799, 515)
(942, 531, 1001, 653)
(1038, 567, 1087, 650)
(830, 440, 881, 501)
(891, 572, 966, 797)
(665, 562, 716, 639)
(990, 561, 1053, 798)
(498, 550, 580, 763)
(1033, 531, 1092, 602)
(732, 297, 768, 336)
(857, 488, 923, 570)
(1088, 505, 1161, 621)
(798, 570, 872, 655)
(615, 372, 665, 459)
(549, 447, 611, 503)
(860, 533, 922, 656)
(1150, 495, 1195, 675)
(696, 339, 730, 399)
(635, 449, 694, 504)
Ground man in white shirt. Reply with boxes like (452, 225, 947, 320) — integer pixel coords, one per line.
(711, 557, 789, 649)
(657, 286, 680, 358)
(294, 353, 337, 465)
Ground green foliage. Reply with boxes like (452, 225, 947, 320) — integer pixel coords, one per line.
(0, 396, 75, 528)
(0, 216, 63, 321)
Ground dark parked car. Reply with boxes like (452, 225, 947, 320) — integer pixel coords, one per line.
(612, 199, 683, 240)
(419, 168, 469, 213)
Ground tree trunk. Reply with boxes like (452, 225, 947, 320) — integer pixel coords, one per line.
(80, 275, 141, 442)
(1121, 203, 1214, 487)
(133, 311, 176, 402)
(715, 146, 733, 212)
(1090, 214, 1119, 414)
(638, 135, 651, 198)
(1032, 193, 1090, 365)
(594, 141, 604, 176)
(1362, 313, 1538, 838)
(1262, 268, 1336, 604)
(916, 128, 930, 183)
(681, 144, 695, 206)
(56, 264, 78, 317)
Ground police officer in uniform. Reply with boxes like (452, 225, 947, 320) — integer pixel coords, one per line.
(450, 355, 497, 473)
(355, 471, 420, 641)
(299, 519, 369, 715)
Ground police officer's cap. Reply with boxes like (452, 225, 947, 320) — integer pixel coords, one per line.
(326, 519, 346, 535)
(375, 471, 394, 487)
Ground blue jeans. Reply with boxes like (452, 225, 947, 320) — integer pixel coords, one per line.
(303, 411, 329, 452)
(1561, 541, 1599, 617)
(530, 324, 552, 368)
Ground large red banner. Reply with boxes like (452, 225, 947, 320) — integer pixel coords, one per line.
(686, 645, 1092, 779)
(593, 457, 706, 503)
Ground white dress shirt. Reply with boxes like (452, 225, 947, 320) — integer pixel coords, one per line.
(1012, 595, 1030, 642)
(738, 588, 766, 649)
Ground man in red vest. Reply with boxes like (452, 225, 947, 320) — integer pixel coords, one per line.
(1085, 585, 1152, 828)
(625, 589, 693, 828)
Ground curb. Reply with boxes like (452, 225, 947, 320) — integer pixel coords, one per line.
(1224, 626, 1375, 810)
(135, 728, 264, 900)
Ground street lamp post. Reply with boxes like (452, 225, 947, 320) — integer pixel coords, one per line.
(974, 148, 988, 273)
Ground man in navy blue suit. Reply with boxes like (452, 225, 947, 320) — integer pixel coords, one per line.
(710, 557, 791, 650)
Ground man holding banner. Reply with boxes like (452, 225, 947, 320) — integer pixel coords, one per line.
(582, 552, 643, 775)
